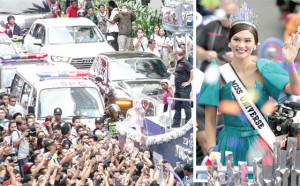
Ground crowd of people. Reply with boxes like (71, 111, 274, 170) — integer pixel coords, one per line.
(0, 92, 194, 185)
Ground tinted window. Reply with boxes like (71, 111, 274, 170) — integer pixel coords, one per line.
(0, 0, 50, 14)
(21, 83, 32, 108)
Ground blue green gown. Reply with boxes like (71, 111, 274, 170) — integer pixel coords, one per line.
(198, 58, 291, 166)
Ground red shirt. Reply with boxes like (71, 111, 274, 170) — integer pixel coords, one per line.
(66, 6, 81, 18)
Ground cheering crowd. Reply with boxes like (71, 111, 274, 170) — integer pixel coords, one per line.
(0, 92, 194, 185)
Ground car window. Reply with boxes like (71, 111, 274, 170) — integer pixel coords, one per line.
(32, 24, 41, 38)
(21, 83, 32, 108)
(36, 25, 46, 44)
(11, 74, 24, 99)
(29, 24, 36, 36)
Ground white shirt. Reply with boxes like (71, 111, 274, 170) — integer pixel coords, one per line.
(146, 48, 160, 57)
(168, 35, 192, 53)
(8, 104, 25, 117)
(107, 8, 119, 33)
(150, 33, 159, 41)
(156, 36, 170, 52)
(133, 37, 148, 52)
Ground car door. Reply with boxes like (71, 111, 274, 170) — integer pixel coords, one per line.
(24, 24, 45, 53)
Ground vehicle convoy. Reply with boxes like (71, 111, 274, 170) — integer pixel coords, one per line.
(10, 63, 105, 130)
(0, 0, 56, 32)
(89, 52, 169, 116)
(23, 18, 115, 69)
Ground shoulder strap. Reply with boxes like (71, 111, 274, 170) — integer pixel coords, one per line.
(219, 63, 276, 151)
(140, 40, 145, 51)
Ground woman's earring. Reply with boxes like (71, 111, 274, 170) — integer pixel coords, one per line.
(254, 46, 257, 51)
(228, 43, 231, 48)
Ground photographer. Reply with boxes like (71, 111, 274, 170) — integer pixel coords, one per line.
(113, 5, 136, 51)
(11, 120, 29, 177)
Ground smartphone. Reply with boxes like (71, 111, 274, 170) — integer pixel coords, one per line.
(162, 160, 168, 163)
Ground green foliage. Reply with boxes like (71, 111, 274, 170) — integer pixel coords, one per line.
(59, 0, 161, 38)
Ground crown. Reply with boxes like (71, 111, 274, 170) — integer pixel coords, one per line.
(229, 2, 260, 30)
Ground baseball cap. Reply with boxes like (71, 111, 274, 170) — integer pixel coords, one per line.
(160, 79, 169, 84)
(44, 139, 55, 148)
(53, 107, 62, 115)
(183, 163, 193, 172)
(95, 117, 105, 123)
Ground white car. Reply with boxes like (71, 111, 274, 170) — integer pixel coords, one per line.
(23, 18, 115, 69)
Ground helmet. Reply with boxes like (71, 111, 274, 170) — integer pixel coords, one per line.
(108, 104, 121, 115)
(77, 9, 86, 17)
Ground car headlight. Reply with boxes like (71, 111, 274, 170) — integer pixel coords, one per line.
(141, 98, 156, 116)
(51, 56, 71, 62)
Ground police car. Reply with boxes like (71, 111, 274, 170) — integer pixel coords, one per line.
(0, 53, 48, 92)
(10, 63, 105, 130)
(0, 29, 19, 55)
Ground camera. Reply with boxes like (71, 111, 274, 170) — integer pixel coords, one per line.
(26, 125, 36, 137)
(269, 102, 300, 137)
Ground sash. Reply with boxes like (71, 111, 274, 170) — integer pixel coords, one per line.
(219, 63, 276, 151)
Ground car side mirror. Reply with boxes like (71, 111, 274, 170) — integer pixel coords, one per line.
(33, 39, 43, 47)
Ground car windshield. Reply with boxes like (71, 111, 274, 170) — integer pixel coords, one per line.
(0, 0, 50, 14)
(38, 87, 104, 119)
(48, 26, 104, 44)
(0, 43, 17, 55)
(108, 58, 169, 81)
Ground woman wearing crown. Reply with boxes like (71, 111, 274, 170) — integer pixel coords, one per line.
(198, 2, 300, 166)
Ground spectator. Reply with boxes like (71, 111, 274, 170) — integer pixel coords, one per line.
(97, 4, 108, 35)
(52, 124, 62, 141)
(12, 120, 29, 177)
(156, 28, 171, 66)
(134, 28, 148, 52)
(161, 79, 174, 112)
(66, 0, 81, 18)
(113, 5, 137, 51)
(183, 163, 194, 185)
(146, 39, 160, 57)
(85, 6, 98, 25)
(8, 95, 25, 117)
(4, 15, 21, 38)
(0, 108, 8, 130)
(150, 25, 160, 41)
(0, 102, 12, 120)
(0, 93, 9, 108)
(104, 0, 119, 51)
(57, 123, 72, 149)
(169, 32, 191, 52)
(172, 48, 193, 128)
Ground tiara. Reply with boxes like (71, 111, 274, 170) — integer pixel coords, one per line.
(229, 2, 260, 30)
